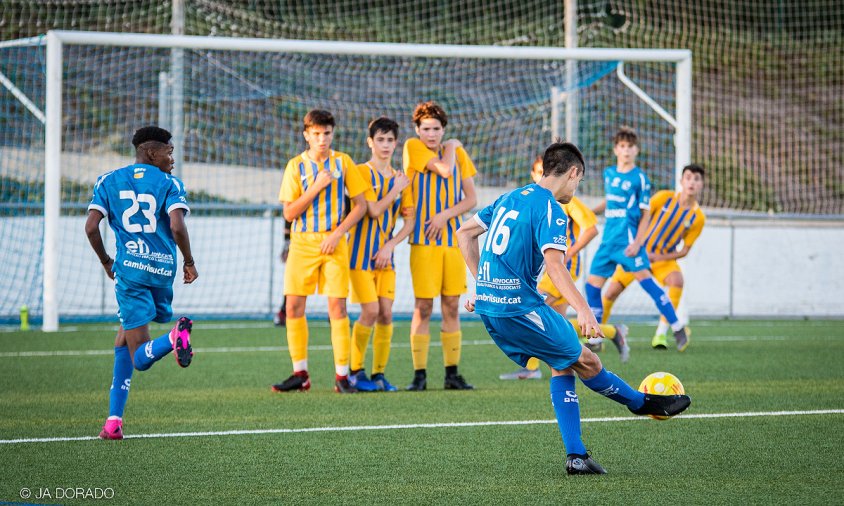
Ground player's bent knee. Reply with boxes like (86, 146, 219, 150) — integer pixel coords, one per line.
(574, 347, 603, 378)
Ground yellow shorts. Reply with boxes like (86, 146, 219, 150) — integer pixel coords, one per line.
(409, 244, 467, 299)
(349, 268, 397, 304)
(610, 260, 681, 288)
(536, 269, 579, 307)
(284, 232, 349, 298)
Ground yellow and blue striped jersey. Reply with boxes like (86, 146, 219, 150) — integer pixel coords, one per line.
(403, 138, 477, 247)
(643, 190, 706, 254)
(279, 150, 370, 233)
(562, 196, 598, 278)
(348, 163, 415, 271)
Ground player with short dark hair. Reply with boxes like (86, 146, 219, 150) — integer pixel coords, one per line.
(586, 128, 690, 351)
(500, 155, 628, 381)
(347, 117, 416, 392)
(86, 125, 197, 440)
(272, 109, 372, 393)
(457, 141, 691, 475)
(602, 163, 706, 349)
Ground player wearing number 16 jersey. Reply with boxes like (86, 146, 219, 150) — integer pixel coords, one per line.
(457, 142, 690, 475)
(85, 126, 198, 440)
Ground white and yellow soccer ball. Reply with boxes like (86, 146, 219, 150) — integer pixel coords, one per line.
(638, 372, 685, 420)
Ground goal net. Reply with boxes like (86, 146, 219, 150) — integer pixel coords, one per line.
(0, 31, 689, 329)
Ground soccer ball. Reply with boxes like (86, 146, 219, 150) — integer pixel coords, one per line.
(638, 372, 685, 420)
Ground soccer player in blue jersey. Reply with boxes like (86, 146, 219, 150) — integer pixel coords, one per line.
(457, 142, 691, 475)
(585, 128, 689, 351)
(85, 126, 197, 440)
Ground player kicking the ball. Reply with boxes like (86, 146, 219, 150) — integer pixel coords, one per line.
(457, 142, 690, 474)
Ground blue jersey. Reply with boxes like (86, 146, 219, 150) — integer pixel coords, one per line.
(472, 184, 568, 317)
(601, 165, 651, 246)
(88, 163, 190, 287)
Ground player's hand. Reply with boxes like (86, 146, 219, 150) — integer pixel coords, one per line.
(444, 139, 463, 150)
(624, 243, 641, 257)
(425, 213, 447, 241)
(372, 244, 394, 270)
(577, 311, 603, 339)
(183, 264, 198, 284)
(647, 251, 658, 262)
(102, 259, 115, 280)
(314, 169, 333, 191)
(392, 172, 411, 193)
(464, 294, 476, 313)
(320, 231, 341, 254)
(280, 244, 290, 263)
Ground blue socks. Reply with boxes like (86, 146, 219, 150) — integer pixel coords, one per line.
(550, 375, 587, 456)
(108, 346, 133, 418)
(582, 368, 645, 411)
(132, 332, 173, 371)
(585, 283, 604, 321)
(639, 277, 679, 325)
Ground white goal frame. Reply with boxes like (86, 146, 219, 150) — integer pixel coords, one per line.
(31, 30, 691, 331)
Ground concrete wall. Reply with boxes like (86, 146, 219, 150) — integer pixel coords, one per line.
(2, 215, 843, 324)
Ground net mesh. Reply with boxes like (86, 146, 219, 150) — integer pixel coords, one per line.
(1, 1, 842, 324)
(0, 39, 676, 321)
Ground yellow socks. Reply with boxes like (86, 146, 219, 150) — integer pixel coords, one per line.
(286, 316, 309, 372)
(602, 297, 615, 323)
(330, 317, 351, 377)
(525, 357, 540, 370)
(372, 323, 393, 374)
(441, 330, 462, 367)
(351, 321, 372, 372)
(662, 285, 683, 324)
(410, 334, 430, 370)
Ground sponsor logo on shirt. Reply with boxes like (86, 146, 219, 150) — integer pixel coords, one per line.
(477, 277, 522, 290)
(605, 209, 627, 218)
(476, 293, 523, 305)
(124, 239, 174, 264)
(607, 194, 626, 203)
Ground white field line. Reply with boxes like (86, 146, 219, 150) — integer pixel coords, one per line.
(0, 339, 493, 358)
(1, 409, 841, 445)
(1, 333, 833, 358)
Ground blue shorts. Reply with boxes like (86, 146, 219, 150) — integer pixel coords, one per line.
(479, 304, 582, 371)
(115, 276, 173, 330)
(589, 242, 651, 279)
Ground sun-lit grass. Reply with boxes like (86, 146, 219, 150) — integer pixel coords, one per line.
(1, 319, 842, 504)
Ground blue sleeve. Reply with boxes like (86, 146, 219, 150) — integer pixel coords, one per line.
(534, 197, 568, 253)
(638, 171, 651, 210)
(165, 176, 190, 216)
(473, 194, 503, 230)
(87, 172, 112, 216)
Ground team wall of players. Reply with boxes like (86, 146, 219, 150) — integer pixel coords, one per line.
(269, 103, 706, 393)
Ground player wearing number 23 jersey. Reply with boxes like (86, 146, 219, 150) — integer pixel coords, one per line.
(89, 163, 189, 289)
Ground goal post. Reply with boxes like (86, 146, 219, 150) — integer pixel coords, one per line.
(3, 30, 691, 330)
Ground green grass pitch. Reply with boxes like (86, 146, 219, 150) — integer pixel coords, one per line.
(1, 319, 843, 504)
